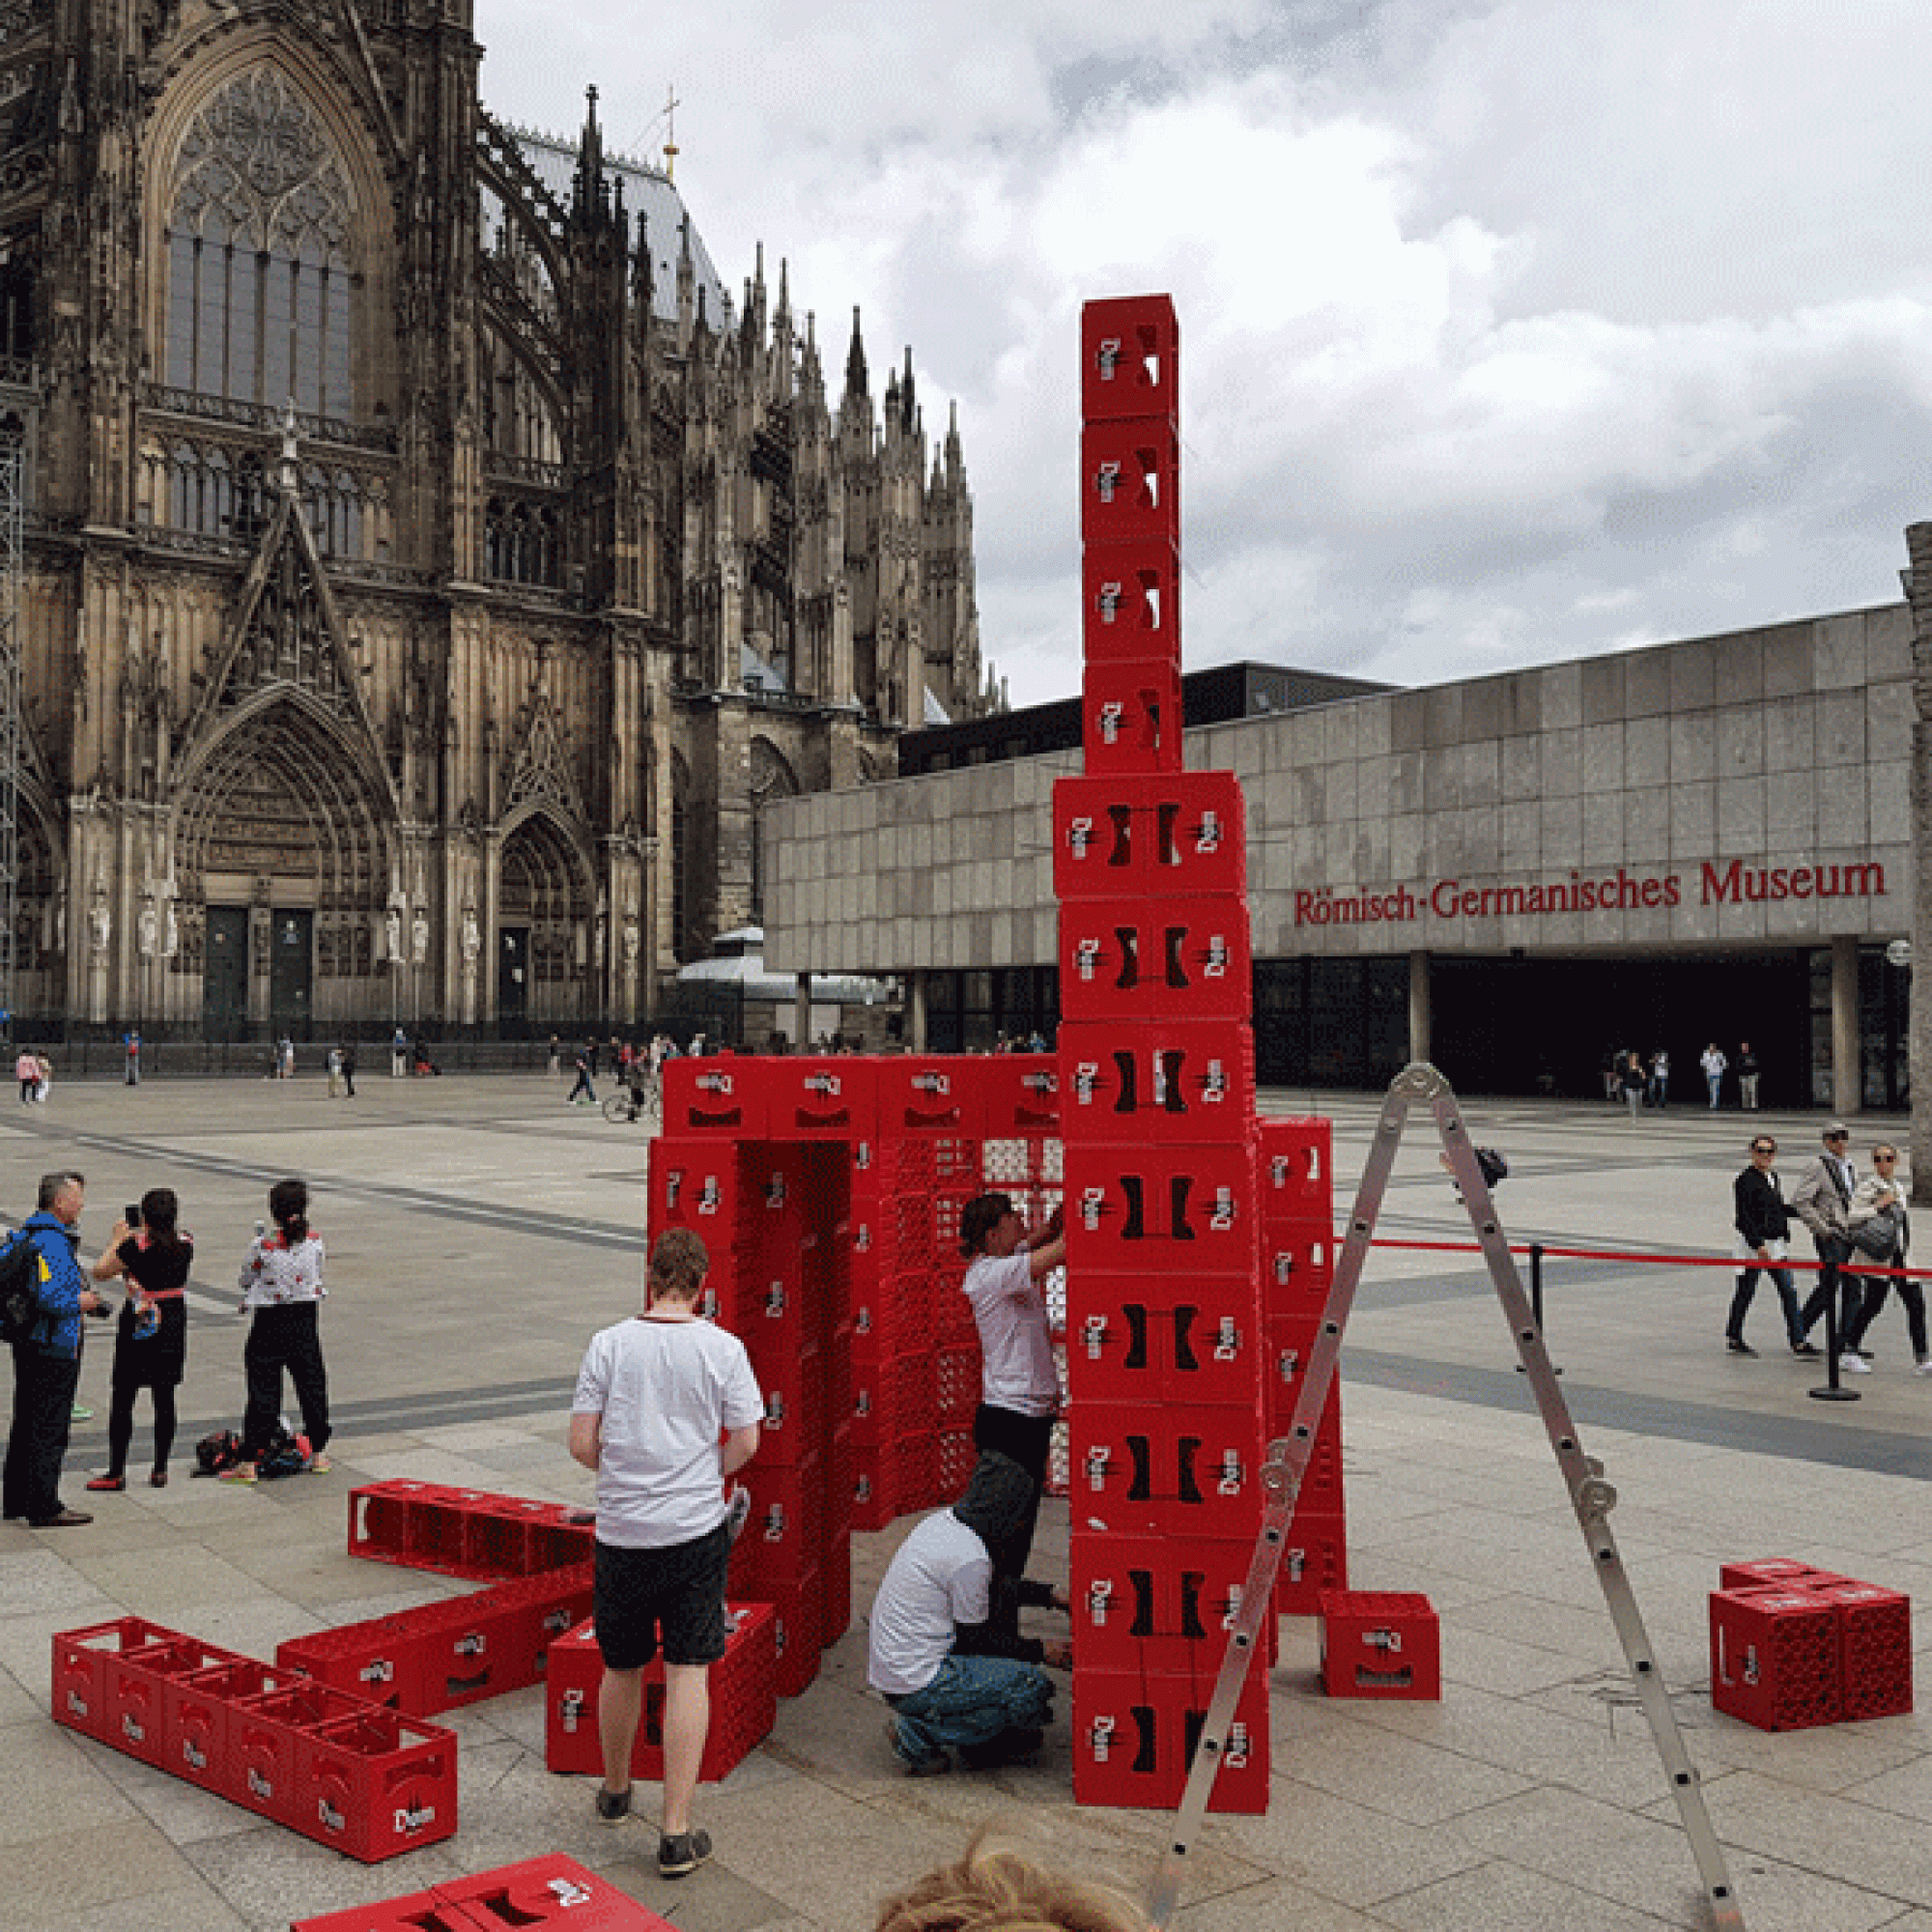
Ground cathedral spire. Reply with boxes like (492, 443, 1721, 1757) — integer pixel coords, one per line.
(844, 305, 869, 400)
(574, 85, 605, 221)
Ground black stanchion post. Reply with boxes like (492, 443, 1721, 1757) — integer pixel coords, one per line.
(1515, 1243, 1561, 1376)
(1809, 1256, 1859, 1404)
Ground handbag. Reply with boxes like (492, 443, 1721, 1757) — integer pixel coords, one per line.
(1848, 1210, 1900, 1262)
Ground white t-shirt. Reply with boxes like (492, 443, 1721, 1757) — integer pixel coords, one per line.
(572, 1315, 764, 1550)
(867, 1508, 991, 1696)
(962, 1249, 1058, 1417)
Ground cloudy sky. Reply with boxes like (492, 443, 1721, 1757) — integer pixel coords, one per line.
(476, 0, 1932, 710)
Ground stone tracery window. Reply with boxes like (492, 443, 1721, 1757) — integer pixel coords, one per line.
(749, 737, 799, 927)
(164, 70, 356, 417)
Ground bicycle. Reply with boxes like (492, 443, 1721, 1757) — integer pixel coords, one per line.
(602, 1074, 661, 1125)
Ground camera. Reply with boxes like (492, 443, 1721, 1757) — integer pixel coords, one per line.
(124, 1202, 141, 1229)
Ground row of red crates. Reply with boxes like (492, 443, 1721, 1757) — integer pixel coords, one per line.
(54, 1618, 456, 1863)
(295, 1855, 675, 1932)
(347, 1481, 593, 1582)
(1710, 1561, 1913, 1732)
(664, 1056, 1060, 1141)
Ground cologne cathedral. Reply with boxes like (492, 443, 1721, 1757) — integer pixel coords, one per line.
(0, 0, 989, 1037)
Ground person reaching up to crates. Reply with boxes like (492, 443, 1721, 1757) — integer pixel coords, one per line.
(957, 1192, 1065, 1577)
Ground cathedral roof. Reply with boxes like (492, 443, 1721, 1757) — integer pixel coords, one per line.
(501, 126, 728, 326)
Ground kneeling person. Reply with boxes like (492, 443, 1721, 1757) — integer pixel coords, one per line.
(570, 1228, 762, 1877)
(868, 1451, 1071, 1776)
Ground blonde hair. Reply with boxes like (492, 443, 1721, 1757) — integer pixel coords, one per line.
(876, 1832, 1147, 1932)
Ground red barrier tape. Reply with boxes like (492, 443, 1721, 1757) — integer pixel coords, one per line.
(1368, 1237, 1928, 1279)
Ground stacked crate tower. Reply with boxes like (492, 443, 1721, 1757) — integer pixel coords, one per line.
(1057, 294, 1321, 1812)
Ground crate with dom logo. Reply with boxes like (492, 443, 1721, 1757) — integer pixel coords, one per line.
(1071, 1662, 1268, 1812)
(545, 1605, 777, 1781)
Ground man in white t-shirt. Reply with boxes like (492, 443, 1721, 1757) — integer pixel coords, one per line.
(868, 1450, 1072, 1775)
(958, 1192, 1066, 1577)
(570, 1228, 762, 1878)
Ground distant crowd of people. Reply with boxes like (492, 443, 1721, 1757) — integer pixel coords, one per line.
(1604, 1040, 1762, 1117)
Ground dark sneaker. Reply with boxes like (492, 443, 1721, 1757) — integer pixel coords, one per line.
(658, 1828, 712, 1878)
(1725, 1338, 1758, 1357)
(1791, 1341, 1824, 1358)
(594, 1785, 631, 1825)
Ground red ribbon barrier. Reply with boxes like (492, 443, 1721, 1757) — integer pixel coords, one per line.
(1366, 1237, 1928, 1279)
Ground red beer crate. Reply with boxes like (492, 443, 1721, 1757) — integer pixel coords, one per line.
(304, 1706, 459, 1861)
(1274, 1508, 1350, 1617)
(1070, 1531, 1274, 1673)
(1080, 418, 1179, 546)
(50, 1615, 192, 1743)
(1813, 1581, 1913, 1719)
(892, 1431, 943, 1517)
(1717, 1558, 1844, 1591)
(938, 1426, 978, 1493)
(1059, 902, 1160, 1023)
(755, 1340, 826, 1465)
(110, 1636, 232, 1769)
(729, 1455, 827, 1593)
(1263, 1224, 1336, 1321)
(936, 1343, 981, 1424)
(649, 1140, 752, 1241)
(1059, 1022, 1255, 1142)
(1257, 1119, 1332, 1225)
(1082, 658, 1184, 778)
(978, 1058, 1061, 1137)
(228, 1679, 375, 1824)
(762, 1573, 826, 1699)
(436, 1855, 674, 1929)
(290, 1889, 458, 1932)
(1082, 538, 1180, 668)
(1053, 776, 1155, 898)
(760, 1058, 878, 1139)
(1065, 1140, 1259, 1273)
(850, 1444, 895, 1533)
(852, 1349, 936, 1448)
(279, 1618, 427, 1715)
(875, 1058, 986, 1137)
(661, 1058, 768, 1137)
(1066, 1402, 1266, 1539)
(545, 1606, 777, 1782)
(1067, 1274, 1265, 1410)
(735, 1260, 820, 1356)
(1710, 1587, 1842, 1731)
(1081, 294, 1179, 424)
(1321, 1591, 1439, 1699)
(1147, 775, 1247, 898)
(1071, 1662, 1267, 1813)
(488, 1565, 598, 1686)
(820, 1524, 853, 1648)
(176, 1658, 286, 1799)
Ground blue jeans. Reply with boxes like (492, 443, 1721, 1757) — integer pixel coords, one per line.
(887, 1653, 1054, 1762)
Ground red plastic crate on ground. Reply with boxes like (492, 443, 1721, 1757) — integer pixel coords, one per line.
(1813, 1581, 1913, 1719)
(303, 1706, 459, 1861)
(112, 1636, 237, 1769)
(545, 1605, 777, 1781)
(1274, 1508, 1350, 1617)
(1321, 1591, 1440, 1699)
(290, 1889, 462, 1932)
(1071, 1662, 1267, 1813)
(1717, 1557, 1845, 1591)
(228, 1679, 376, 1825)
(437, 1855, 676, 1929)
(50, 1615, 194, 1743)
(1081, 294, 1179, 424)
(1710, 1588, 1842, 1731)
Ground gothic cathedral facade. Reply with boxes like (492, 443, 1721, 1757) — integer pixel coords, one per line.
(0, 0, 988, 1037)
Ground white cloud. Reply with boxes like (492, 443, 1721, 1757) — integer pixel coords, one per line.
(478, 0, 1932, 710)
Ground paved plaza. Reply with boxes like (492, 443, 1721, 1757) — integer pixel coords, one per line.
(2, 1068, 1929, 1931)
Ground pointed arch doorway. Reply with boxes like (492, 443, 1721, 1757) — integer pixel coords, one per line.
(498, 811, 594, 1029)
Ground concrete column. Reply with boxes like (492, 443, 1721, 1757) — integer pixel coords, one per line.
(1832, 934, 1861, 1116)
(793, 973, 812, 1050)
(907, 971, 928, 1052)
(1408, 951, 1432, 1066)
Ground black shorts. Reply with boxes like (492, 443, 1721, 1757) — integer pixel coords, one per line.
(593, 1522, 730, 1670)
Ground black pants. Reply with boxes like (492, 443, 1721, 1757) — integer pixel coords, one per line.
(4, 1342, 82, 1522)
(242, 1303, 330, 1456)
(105, 1378, 179, 1478)
(1727, 1266, 1804, 1348)
(1799, 1243, 1860, 1345)
(971, 1404, 1054, 1577)
(1842, 1273, 1929, 1358)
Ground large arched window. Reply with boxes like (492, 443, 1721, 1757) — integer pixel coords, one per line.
(164, 70, 355, 417)
(749, 738, 799, 927)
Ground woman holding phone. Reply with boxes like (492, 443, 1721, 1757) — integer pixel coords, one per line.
(86, 1188, 193, 1490)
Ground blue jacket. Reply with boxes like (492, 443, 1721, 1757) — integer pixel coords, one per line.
(11, 1210, 86, 1356)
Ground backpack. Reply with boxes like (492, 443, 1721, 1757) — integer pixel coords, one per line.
(256, 1424, 313, 1481)
(0, 1229, 44, 1344)
(1474, 1148, 1509, 1187)
(194, 1429, 244, 1477)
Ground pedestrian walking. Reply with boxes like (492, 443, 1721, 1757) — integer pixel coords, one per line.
(228, 1179, 331, 1479)
(1738, 1042, 1762, 1110)
(1793, 1123, 1860, 1360)
(326, 1046, 343, 1097)
(15, 1047, 37, 1103)
(1839, 1143, 1929, 1375)
(2, 1170, 106, 1526)
(391, 1026, 409, 1077)
(1620, 1050, 1646, 1122)
(124, 1031, 141, 1087)
(566, 1041, 596, 1107)
(85, 1188, 192, 1491)
(1700, 1042, 1727, 1109)
(569, 1227, 763, 1874)
(1726, 1136, 1811, 1357)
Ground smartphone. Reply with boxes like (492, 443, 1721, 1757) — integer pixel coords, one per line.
(124, 1202, 141, 1228)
